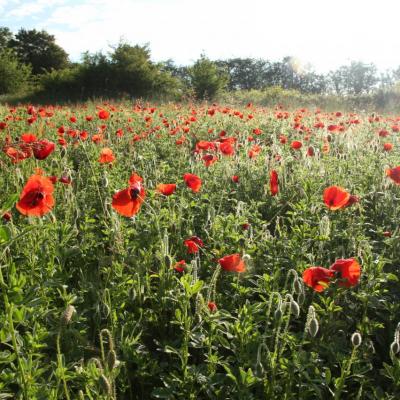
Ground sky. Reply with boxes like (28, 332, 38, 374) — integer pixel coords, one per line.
(1, 0, 400, 73)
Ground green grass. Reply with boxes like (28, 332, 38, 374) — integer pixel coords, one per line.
(1, 102, 400, 399)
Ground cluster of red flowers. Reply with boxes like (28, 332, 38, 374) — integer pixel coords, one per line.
(5, 102, 400, 303)
(303, 258, 361, 292)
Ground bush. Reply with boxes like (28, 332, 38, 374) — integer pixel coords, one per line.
(189, 55, 228, 100)
(0, 49, 31, 95)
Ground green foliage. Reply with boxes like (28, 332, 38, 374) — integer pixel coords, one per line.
(1, 101, 400, 398)
(188, 55, 228, 99)
(0, 48, 32, 95)
(9, 28, 69, 74)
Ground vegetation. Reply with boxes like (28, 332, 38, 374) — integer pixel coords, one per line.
(1, 25, 400, 106)
(1, 101, 400, 399)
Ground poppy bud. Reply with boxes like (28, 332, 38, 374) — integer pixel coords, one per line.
(297, 292, 305, 305)
(107, 350, 119, 370)
(78, 390, 85, 400)
(390, 341, 400, 355)
(99, 374, 112, 396)
(61, 305, 76, 325)
(351, 332, 362, 348)
(290, 300, 300, 318)
(309, 318, 319, 337)
(274, 307, 282, 320)
(102, 175, 109, 188)
(294, 278, 303, 294)
(2, 212, 11, 222)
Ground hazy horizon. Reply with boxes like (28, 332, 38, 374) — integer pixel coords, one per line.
(1, 0, 399, 73)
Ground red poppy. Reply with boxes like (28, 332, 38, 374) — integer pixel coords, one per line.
(173, 260, 186, 273)
(386, 167, 400, 184)
(219, 141, 235, 156)
(302, 266, 334, 292)
(33, 140, 55, 160)
(98, 110, 110, 120)
(156, 183, 176, 196)
(307, 146, 315, 156)
(2, 212, 11, 222)
(184, 236, 204, 254)
(4, 146, 30, 163)
(112, 173, 145, 217)
(218, 253, 246, 273)
(232, 175, 239, 183)
(196, 141, 215, 152)
(183, 173, 202, 192)
(207, 302, 217, 312)
(270, 170, 279, 196)
(59, 175, 72, 185)
(248, 144, 261, 159)
(202, 154, 218, 167)
(16, 174, 55, 217)
(98, 148, 115, 163)
(329, 258, 361, 287)
(323, 186, 351, 210)
(21, 133, 37, 143)
(291, 141, 302, 149)
(383, 143, 393, 152)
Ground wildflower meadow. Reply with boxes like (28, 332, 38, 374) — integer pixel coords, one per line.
(1, 101, 400, 399)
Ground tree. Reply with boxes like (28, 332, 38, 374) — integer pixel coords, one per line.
(216, 58, 270, 91)
(110, 43, 158, 96)
(0, 27, 13, 52)
(0, 48, 32, 94)
(329, 62, 378, 95)
(9, 28, 69, 74)
(189, 55, 228, 99)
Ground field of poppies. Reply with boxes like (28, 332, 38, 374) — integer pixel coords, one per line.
(1, 101, 400, 399)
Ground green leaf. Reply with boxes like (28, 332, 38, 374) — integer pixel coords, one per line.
(1, 193, 18, 213)
(0, 226, 11, 243)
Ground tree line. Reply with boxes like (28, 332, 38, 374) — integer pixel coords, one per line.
(1, 26, 400, 100)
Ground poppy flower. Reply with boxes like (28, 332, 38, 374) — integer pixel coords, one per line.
(386, 167, 400, 184)
(156, 183, 176, 196)
(184, 236, 204, 254)
(323, 186, 351, 210)
(270, 170, 279, 196)
(302, 266, 334, 292)
(383, 143, 393, 151)
(98, 110, 110, 120)
(16, 174, 55, 217)
(2, 212, 11, 222)
(21, 133, 37, 143)
(183, 173, 202, 193)
(248, 144, 261, 159)
(173, 260, 186, 273)
(59, 175, 72, 185)
(202, 154, 218, 167)
(329, 258, 361, 287)
(207, 302, 217, 312)
(291, 141, 302, 149)
(33, 140, 55, 160)
(98, 147, 115, 163)
(232, 175, 239, 183)
(219, 141, 235, 156)
(112, 173, 145, 217)
(218, 253, 246, 273)
(4, 146, 30, 163)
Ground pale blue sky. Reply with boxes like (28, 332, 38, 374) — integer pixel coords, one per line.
(1, 0, 400, 73)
